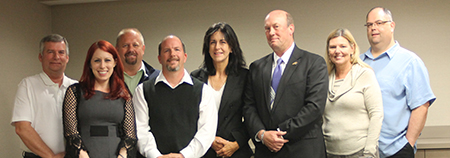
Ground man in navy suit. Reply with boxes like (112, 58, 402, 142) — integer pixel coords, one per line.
(243, 10, 328, 158)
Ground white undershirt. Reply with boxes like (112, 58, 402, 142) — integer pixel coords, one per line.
(207, 78, 226, 110)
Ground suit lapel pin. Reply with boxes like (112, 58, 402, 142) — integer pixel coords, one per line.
(292, 61, 298, 66)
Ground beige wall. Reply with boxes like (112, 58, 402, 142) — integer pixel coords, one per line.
(52, 0, 449, 125)
(2, 0, 449, 156)
(0, 0, 52, 156)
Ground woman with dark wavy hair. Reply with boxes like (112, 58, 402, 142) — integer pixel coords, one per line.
(191, 22, 252, 158)
(63, 40, 137, 158)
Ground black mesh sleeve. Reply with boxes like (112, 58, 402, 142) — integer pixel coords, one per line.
(63, 84, 87, 157)
(116, 97, 137, 158)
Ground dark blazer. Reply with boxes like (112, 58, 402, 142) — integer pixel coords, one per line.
(243, 45, 328, 158)
(191, 68, 253, 158)
(139, 60, 160, 84)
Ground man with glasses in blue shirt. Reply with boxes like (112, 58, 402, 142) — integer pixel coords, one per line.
(360, 7, 436, 158)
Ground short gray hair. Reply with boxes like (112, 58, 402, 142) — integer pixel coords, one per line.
(286, 12, 294, 26)
(39, 34, 69, 55)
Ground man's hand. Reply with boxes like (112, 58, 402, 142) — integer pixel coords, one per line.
(261, 130, 288, 152)
(15, 121, 62, 158)
(214, 137, 239, 157)
(52, 152, 65, 158)
(158, 153, 184, 158)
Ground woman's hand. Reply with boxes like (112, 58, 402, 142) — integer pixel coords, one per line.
(117, 148, 127, 158)
(79, 150, 89, 158)
(211, 137, 225, 152)
(214, 137, 239, 158)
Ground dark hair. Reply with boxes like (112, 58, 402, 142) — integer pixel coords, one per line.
(201, 22, 246, 76)
(79, 40, 130, 100)
(158, 35, 186, 55)
(40, 34, 69, 55)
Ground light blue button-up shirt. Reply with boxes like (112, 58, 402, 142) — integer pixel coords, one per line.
(360, 42, 436, 157)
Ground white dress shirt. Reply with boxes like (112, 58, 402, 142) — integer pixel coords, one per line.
(271, 42, 295, 77)
(255, 42, 295, 142)
(133, 69, 218, 158)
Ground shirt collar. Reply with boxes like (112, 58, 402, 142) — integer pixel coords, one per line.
(385, 41, 400, 58)
(40, 72, 71, 88)
(273, 42, 295, 63)
(154, 69, 193, 89)
(364, 41, 400, 60)
(140, 61, 148, 78)
(124, 61, 146, 77)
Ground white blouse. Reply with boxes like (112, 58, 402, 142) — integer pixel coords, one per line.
(207, 78, 226, 110)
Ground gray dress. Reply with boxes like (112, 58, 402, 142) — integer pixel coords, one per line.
(63, 84, 137, 158)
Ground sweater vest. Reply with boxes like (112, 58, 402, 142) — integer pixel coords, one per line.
(143, 77, 203, 154)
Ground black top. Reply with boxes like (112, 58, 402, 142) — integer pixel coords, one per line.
(191, 68, 253, 158)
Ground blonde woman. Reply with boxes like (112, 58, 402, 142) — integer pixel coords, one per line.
(322, 28, 383, 158)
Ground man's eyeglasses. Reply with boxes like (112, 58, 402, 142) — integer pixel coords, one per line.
(364, 20, 392, 28)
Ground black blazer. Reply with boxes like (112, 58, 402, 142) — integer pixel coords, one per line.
(191, 68, 253, 158)
(243, 45, 328, 158)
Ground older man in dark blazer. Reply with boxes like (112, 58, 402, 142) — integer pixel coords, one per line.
(243, 10, 328, 158)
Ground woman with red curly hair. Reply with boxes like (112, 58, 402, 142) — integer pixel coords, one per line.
(63, 40, 137, 158)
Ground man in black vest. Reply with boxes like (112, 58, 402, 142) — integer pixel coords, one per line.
(133, 35, 218, 158)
